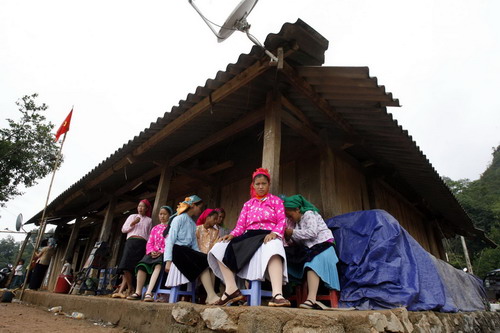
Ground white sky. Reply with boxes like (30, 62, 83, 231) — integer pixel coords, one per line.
(1, 0, 499, 241)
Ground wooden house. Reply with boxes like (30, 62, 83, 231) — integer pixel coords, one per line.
(25, 20, 491, 291)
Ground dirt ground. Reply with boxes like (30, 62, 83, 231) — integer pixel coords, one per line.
(0, 302, 132, 333)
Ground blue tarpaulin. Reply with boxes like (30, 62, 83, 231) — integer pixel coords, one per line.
(326, 210, 487, 312)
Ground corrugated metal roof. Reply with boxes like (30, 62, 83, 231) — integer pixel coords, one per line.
(26, 19, 492, 246)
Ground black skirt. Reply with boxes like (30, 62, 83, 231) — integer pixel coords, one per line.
(136, 253, 163, 275)
(222, 230, 270, 272)
(118, 237, 147, 274)
(172, 245, 208, 281)
(28, 263, 49, 290)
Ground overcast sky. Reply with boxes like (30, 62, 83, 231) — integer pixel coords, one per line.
(1, 0, 499, 240)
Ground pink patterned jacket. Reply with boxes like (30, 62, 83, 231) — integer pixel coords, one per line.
(145, 223, 167, 255)
(230, 194, 286, 238)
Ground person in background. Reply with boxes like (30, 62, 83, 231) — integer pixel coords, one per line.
(112, 199, 153, 298)
(283, 194, 340, 310)
(196, 209, 220, 254)
(127, 205, 173, 301)
(9, 259, 25, 289)
(208, 168, 290, 307)
(214, 208, 230, 237)
(29, 238, 56, 290)
(61, 257, 73, 276)
(164, 195, 219, 305)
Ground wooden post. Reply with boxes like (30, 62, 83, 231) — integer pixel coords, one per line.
(461, 236, 474, 274)
(151, 164, 173, 225)
(262, 91, 282, 194)
(320, 145, 341, 218)
(98, 197, 116, 242)
(62, 217, 82, 263)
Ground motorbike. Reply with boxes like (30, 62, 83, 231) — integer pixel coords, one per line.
(0, 264, 13, 288)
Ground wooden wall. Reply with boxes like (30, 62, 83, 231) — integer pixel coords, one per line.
(371, 179, 443, 258)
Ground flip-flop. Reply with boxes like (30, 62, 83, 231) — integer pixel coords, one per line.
(299, 300, 322, 310)
(314, 301, 356, 311)
(143, 293, 154, 302)
(111, 292, 126, 299)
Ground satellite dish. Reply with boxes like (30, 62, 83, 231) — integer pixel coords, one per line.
(15, 213, 23, 232)
(216, 0, 258, 42)
(188, 0, 278, 61)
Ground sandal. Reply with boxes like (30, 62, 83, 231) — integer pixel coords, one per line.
(211, 289, 245, 306)
(143, 293, 154, 302)
(268, 293, 291, 307)
(111, 292, 126, 299)
(299, 300, 323, 310)
(126, 293, 141, 300)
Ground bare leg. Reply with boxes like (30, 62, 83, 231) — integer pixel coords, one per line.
(306, 270, 320, 302)
(200, 268, 219, 304)
(117, 275, 127, 294)
(134, 270, 147, 295)
(122, 271, 133, 295)
(145, 264, 162, 295)
(267, 255, 284, 297)
(217, 260, 238, 296)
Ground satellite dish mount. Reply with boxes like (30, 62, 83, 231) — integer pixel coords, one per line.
(188, 0, 278, 62)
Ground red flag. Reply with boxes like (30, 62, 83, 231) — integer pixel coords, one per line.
(54, 109, 73, 142)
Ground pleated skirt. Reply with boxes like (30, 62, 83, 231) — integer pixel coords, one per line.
(208, 238, 288, 283)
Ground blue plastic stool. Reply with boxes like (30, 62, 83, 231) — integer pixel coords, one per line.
(147, 270, 197, 303)
(240, 280, 272, 306)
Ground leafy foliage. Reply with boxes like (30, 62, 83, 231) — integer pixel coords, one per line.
(0, 94, 61, 207)
(443, 145, 500, 278)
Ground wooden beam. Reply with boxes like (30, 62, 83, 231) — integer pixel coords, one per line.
(262, 92, 282, 194)
(133, 59, 272, 157)
(280, 62, 355, 135)
(281, 95, 314, 129)
(169, 108, 265, 167)
(151, 164, 173, 226)
(281, 111, 323, 148)
(201, 161, 234, 175)
(62, 217, 82, 268)
(98, 197, 116, 242)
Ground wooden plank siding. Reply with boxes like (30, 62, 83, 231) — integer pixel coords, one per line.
(371, 179, 441, 257)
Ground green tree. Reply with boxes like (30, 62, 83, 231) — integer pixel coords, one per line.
(0, 236, 17, 267)
(0, 94, 61, 207)
(443, 145, 500, 278)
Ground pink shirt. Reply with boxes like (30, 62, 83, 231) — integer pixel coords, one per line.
(121, 214, 152, 240)
(231, 194, 286, 238)
(146, 223, 167, 254)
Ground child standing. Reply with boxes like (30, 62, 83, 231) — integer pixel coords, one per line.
(10, 259, 25, 289)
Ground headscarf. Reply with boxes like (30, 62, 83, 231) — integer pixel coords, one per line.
(176, 195, 202, 215)
(160, 205, 173, 216)
(140, 199, 152, 217)
(283, 195, 320, 214)
(162, 196, 202, 237)
(196, 208, 215, 226)
(250, 167, 271, 198)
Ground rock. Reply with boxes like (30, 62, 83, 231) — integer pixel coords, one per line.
(200, 307, 237, 332)
(369, 312, 388, 332)
(386, 312, 405, 332)
(172, 304, 199, 326)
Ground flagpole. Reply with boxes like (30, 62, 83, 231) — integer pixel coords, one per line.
(20, 131, 67, 300)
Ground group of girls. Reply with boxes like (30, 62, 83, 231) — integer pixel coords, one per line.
(111, 198, 227, 303)
(112, 167, 340, 310)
